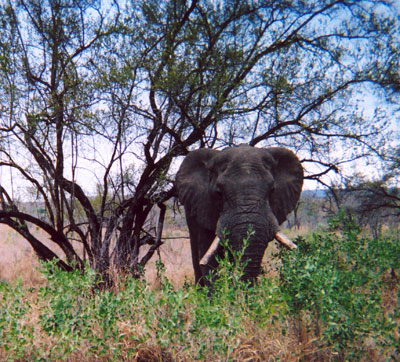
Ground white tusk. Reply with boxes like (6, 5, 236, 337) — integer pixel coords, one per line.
(200, 232, 296, 266)
(275, 231, 297, 250)
(200, 236, 220, 266)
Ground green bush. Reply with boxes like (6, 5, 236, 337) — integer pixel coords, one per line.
(0, 216, 398, 360)
(0, 239, 286, 360)
(279, 212, 400, 358)
(142, 231, 287, 360)
(0, 280, 33, 360)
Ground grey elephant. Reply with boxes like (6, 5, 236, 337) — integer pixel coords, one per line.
(176, 144, 303, 285)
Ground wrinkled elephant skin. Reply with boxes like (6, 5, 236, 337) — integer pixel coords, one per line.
(176, 145, 303, 285)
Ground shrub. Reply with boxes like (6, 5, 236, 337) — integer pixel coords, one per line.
(0, 217, 398, 360)
(279, 213, 400, 359)
(0, 280, 33, 359)
(0, 235, 287, 361)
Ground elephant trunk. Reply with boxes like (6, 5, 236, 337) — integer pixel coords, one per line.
(199, 199, 298, 281)
(229, 221, 272, 280)
(212, 207, 279, 280)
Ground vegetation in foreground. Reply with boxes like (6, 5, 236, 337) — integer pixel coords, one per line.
(1, 0, 398, 280)
(0, 216, 399, 361)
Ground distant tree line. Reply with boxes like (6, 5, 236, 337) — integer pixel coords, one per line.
(285, 183, 400, 238)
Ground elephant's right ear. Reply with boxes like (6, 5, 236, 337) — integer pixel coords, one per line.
(176, 149, 220, 231)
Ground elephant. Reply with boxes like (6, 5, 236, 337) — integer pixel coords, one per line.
(175, 144, 303, 285)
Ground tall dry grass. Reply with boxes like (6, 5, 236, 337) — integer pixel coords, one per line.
(0, 225, 46, 286)
(0, 223, 195, 288)
(0, 223, 292, 288)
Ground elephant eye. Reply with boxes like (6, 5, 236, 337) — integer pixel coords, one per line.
(215, 182, 223, 198)
(269, 183, 276, 197)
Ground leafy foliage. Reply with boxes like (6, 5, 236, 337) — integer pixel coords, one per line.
(0, 219, 399, 360)
(0, 280, 33, 359)
(0, 0, 399, 278)
(280, 212, 400, 358)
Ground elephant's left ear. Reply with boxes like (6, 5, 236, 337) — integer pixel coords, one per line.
(268, 147, 304, 225)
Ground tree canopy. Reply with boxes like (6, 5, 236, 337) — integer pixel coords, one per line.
(0, 0, 399, 278)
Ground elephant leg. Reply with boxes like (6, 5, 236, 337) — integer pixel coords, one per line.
(186, 216, 215, 285)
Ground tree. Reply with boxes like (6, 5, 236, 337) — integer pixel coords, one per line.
(328, 178, 399, 237)
(0, 0, 399, 281)
(326, 143, 400, 237)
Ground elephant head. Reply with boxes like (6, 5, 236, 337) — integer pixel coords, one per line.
(176, 145, 303, 284)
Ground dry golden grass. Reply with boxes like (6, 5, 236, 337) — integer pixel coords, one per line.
(0, 223, 194, 288)
(141, 225, 195, 288)
(0, 223, 301, 289)
(0, 224, 46, 286)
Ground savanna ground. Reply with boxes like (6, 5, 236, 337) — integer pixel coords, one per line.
(0, 213, 399, 361)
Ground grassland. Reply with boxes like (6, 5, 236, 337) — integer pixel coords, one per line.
(0, 215, 399, 361)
